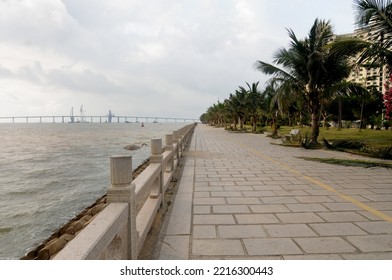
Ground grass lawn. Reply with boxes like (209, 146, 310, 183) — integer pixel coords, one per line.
(271, 126, 392, 148)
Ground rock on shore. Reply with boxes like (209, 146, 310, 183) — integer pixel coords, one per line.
(123, 143, 147, 151)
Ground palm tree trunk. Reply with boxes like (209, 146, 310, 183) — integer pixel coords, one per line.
(359, 99, 364, 132)
(311, 103, 320, 144)
(271, 118, 278, 138)
(252, 118, 257, 132)
(239, 116, 245, 130)
(338, 99, 342, 130)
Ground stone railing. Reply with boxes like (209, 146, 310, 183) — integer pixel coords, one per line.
(53, 123, 196, 259)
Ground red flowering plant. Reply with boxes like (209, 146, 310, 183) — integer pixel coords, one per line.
(385, 74, 392, 120)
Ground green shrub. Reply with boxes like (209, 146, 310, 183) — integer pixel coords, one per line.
(255, 126, 265, 134)
(372, 146, 392, 160)
(301, 132, 312, 149)
(322, 137, 333, 148)
(329, 139, 367, 150)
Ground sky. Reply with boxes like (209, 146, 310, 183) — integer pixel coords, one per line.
(0, 0, 358, 120)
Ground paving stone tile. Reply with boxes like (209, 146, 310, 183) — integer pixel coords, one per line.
(295, 196, 334, 203)
(207, 173, 231, 178)
(224, 186, 254, 191)
(284, 254, 343, 260)
(236, 181, 269, 186)
(357, 211, 383, 221)
(370, 188, 392, 194)
(193, 225, 216, 239)
(210, 191, 242, 197)
(192, 239, 244, 256)
(227, 197, 261, 204)
(265, 180, 292, 185)
(294, 237, 357, 254)
(261, 197, 299, 204)
(245, 176, 266, 181)
(304, 190, 334, 196)
(235, 214, 280, 224)
(286, 203, 329, 212)
(346, 235, 392, 252)
(309, 223, 367, 236)
(196, 177, 221, 182)
(223, 177, 247, 182)
(193, 206, 211, 214)
(341, 189, 374, 195)
(194, 192, 210, 198)
(272, 176, 300, 182)
(194, 182, 209, 188)
(242, 191, 276, 197)
(193, 197, 226, 205)
(213, 205, 250, 214)
(209, 181, 236, 186)
(273, 190, 308, 196)
(250, 204, 291, 213)
(362, 194, 392, 202)
(366, 202, 392, 210)
(218, 225, 266, 238)
(193, 214, 236, 225)
(317, 212, 369, 222)
(252, 185, 284, 191)
(194, 186, 223, 192)
(243, 238, 302, 255)
(220, 171, 241, 175)
(355, 221, 392, 234)
(282, 184, 314, 190)
(265, 224, 318, 237)
(342, 252, 392, 260)
(276, 213, 324, 223)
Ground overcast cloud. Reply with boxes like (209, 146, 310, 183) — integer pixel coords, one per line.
(0, 0, 356, 119)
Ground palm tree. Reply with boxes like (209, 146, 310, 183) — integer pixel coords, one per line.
(244, 82, 264, 132)
(204, 102, 226, 126)
(255, 19, 357, 144)
(262, 82, 281, 138)
(227, 87, 248, 130)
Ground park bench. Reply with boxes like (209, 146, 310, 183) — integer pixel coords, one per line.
(285, 129, 300, 142)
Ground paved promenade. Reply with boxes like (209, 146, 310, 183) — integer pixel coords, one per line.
(155, 124, 392, 260)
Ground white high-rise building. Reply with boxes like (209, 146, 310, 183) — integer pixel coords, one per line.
(336, 28, 387, 95)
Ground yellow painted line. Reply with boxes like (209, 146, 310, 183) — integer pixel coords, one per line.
(230, 138, 392, 223)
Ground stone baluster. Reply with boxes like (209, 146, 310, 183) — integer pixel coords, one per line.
(106, 155, 137, 260)
(173, 130, 180, 160)
(165, 134, 174, 173)
(150, 139, 163, 203)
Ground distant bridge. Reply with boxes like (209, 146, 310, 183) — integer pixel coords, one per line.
(0, 115, 199, 124)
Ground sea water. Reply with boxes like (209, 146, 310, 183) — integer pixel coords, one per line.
(0, 122, 188, 259)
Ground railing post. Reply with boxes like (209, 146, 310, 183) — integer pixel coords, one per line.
(165, 134, 174, 173)
(173, 130, 180, 160)
(150, 139, 164, 204)
(180, 128, 186, 150)
(106, 155, 137, 260)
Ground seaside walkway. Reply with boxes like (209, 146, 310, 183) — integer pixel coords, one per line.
(155, 124, 392, 260)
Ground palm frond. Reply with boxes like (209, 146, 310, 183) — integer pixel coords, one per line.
(354, 0, 392, 30)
